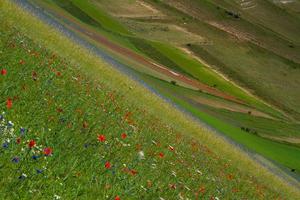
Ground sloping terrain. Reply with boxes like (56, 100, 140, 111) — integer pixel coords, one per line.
(1, 0, 300, 199)
(23, 0, 300, 177)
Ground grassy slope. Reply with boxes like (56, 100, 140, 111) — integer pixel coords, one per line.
(47, 0, 280, 117)
(221, 0, 300, 45)
(1, 1, 300, 199)
(71, 0, 132, 36)
(84, 0, 293, 121)
(141, 74, 300, 172)
(144, 76, 300, 139)
(148, 41, 282, 117)
(151, 0, 300, 120)
(28, 0, 300, 174)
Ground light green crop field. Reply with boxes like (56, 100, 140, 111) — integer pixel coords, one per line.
(2, 1, 300, 199)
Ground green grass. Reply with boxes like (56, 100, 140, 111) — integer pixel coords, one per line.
(72, 0, 132, 36)
(143, 74, 300, 139)
(189, 41, 300, 120)
(140, 74, 300, 171)
(37, 0, 281, 117)
(149, 41, 283, 117)
(145, 0, 300, 120)
(59, 0, 300, 121)
(1, 1, 300, 199)
(29, 0, 300, 169)
(31, 0, 140, 52)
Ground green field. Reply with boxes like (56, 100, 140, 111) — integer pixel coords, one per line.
(140, 74, 300, 170)
(145, 0, 300, 120)
(34, 0, 289, 116)
(3, 1, 300, 199)
(26, 0, 300, 179)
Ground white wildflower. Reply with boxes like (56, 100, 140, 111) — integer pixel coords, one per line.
(171, 171, 177, 177)
(140, 185, 147, 191)
(151, 163, 157, 169)
(138, 151, 145, 160)
(185, 186, 191, 191)
(196, 169, 203, 175)
(53, 194, 61, 200)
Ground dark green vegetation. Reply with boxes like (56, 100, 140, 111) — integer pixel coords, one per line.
(27, 0, 300, 177)
(2, 1, 300, 198)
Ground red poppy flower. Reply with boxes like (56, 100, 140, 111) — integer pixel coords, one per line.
(16, 137, 21, 144)
(1, 69, 7, 75)
(28, 140, 36, 148)
(159, 152, 164, 158)
(98, 134, 106, 142)
(6, 98, 12, 109)
(44, 147, 53, 156)
(130, 169, 138, 176)
(105, 161, 111, 169)
(115, 196, 120, 200)
(121, 133, 127, 139)
(56, 71, 61, 76)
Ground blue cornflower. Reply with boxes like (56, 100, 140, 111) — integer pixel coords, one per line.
(20, 127, 26, 135)
(12, 157, 20, 163)
(84, 143, 89, 148)
(32, 155, 39, 160)
(0, 115, 3, 121)
(36, 169, 43, 174)
(2, 142, 9, 148)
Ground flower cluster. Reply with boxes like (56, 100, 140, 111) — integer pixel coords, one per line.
(0, 30, 284, 200)
(0, 113, 53, 180)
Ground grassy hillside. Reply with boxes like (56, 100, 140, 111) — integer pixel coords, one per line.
(27, 0, 300, 180)
(143, 0, 300, 120)
(1, 1, 300, 199)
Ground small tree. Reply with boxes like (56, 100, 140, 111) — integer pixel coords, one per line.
(170, 80, 177, 85)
